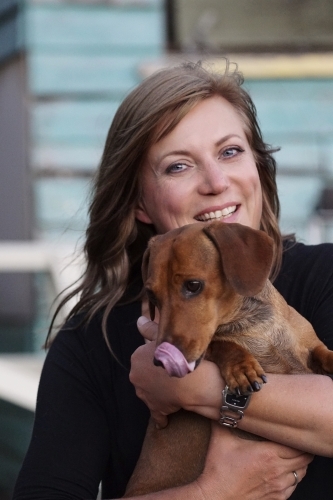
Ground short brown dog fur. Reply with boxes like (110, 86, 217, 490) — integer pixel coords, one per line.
(124, 221, 333, 497)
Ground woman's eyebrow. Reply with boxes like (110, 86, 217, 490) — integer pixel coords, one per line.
(154, 134, 244, 163)
(214, 134, 243, 147)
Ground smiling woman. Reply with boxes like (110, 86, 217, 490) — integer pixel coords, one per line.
(13, 60, 333, 500)
(135, 96, 262, 233)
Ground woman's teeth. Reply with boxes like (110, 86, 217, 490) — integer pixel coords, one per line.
(195, 206, 236, 221)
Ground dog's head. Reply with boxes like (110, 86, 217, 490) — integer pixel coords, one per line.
(142, 221, 274, 377)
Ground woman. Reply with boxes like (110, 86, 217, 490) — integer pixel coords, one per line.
(13, 60, 332, 499)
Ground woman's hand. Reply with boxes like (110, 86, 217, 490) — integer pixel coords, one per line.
(131, 317, 223, 428)
(197, 423, 313, 500)
(130, 340, 182, 428)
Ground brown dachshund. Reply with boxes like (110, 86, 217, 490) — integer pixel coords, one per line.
(124, 221, 333, 497)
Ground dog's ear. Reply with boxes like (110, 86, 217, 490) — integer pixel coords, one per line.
(141, 238, 157, 321)
(203, 222, 274, 296)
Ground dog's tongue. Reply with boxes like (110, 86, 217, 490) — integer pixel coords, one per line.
(154, 342, 196, 378)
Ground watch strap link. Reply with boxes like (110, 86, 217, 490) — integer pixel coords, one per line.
(219, 406, 245, 428)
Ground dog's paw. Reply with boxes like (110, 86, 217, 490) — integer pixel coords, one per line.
(222, 357, 267, 395)
(207, 340, 267, 395)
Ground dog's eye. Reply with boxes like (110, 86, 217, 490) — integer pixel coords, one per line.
(183, 280, 204, 297)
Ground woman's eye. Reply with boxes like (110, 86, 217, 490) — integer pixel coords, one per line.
(166, 162, 188, 174)
(221, 147, 243, 158)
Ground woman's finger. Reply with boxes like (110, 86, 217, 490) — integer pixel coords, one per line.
(137, 316, 158, 341)
(150, 410, 169, 429)
(283, 465, 309, 498)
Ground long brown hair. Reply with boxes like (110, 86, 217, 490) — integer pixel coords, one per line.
(48, 60, 283, 346)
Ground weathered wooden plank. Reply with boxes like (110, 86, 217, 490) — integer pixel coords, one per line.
(255, 100, 333, 135)
(34, 178, 90, 233)
(243, 79, 333, 176)
(277, 174, 324, 235)
(28, 51, 161, 94)
(31, 100, 119, 146)
(274, 143, 327, 172)
(32, 144, 102, 171)
(274, 136, 333, 176)
(245, 79, 333, 100)
(25, 3, 165, 50)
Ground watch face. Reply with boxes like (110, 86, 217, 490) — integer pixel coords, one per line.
(225, 393, 249, 409)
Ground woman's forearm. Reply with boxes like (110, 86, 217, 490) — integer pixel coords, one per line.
(133, 319, 333, 456)
(183, 362, 333, 456)
(238, 372, 333, 456)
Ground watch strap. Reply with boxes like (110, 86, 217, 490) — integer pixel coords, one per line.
(219, 385, 252, 428)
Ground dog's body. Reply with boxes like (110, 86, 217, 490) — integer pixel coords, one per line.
(124, 222, 333, 497)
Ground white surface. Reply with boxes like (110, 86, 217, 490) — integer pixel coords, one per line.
(0, 354, 45, 411)
(0, 240, 84, 410)
(0, 240, 84, 317)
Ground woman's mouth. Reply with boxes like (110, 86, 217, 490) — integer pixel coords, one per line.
(195, 205, 237, 222)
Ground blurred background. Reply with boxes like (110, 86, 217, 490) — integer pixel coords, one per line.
(0, 0, 333, 497)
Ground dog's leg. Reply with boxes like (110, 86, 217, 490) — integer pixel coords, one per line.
(310, 344, 333, 374)
(123, 410, 210, 497)
(206, 340, 267, 394)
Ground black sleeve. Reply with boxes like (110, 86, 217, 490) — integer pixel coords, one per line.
(275, 243, 333, 500)
(275, 243, 333, 350)
(13, 305, 149, 500)
(13, 318, 111, 500)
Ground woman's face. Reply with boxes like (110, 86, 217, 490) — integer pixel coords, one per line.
(135, 96, 262, 234)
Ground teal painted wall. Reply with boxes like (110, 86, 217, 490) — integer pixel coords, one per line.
(245, 79, 333, 238)
(0, 0, 166, 239)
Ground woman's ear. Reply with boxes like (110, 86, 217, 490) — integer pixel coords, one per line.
(135, 201, 153, 224)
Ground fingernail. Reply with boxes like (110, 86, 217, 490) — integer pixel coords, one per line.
(137, 316, 150, 327)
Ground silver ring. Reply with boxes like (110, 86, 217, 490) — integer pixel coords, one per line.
(293, 471, 299, 486)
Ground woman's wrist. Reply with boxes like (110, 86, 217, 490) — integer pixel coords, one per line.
(181, 360, 225, 420)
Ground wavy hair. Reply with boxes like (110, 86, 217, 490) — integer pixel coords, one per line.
(48, 60, 283, 347)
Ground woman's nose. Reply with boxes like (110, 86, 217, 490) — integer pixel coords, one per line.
(198, 161, 230, 195)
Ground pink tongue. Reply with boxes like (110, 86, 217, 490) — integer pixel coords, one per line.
(154, 342, 196, 378)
